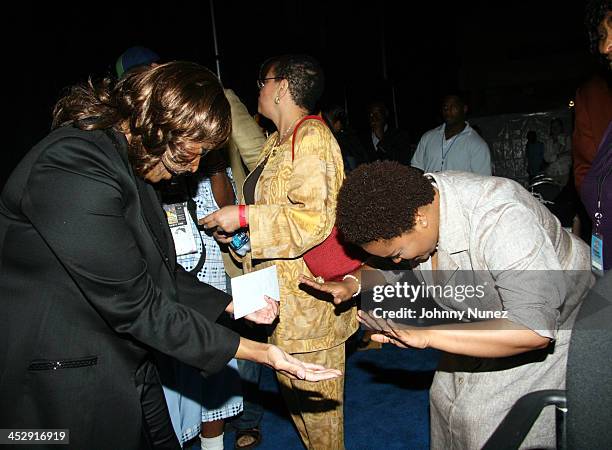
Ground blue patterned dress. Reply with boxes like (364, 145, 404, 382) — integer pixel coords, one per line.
(162, 169, 243, 445)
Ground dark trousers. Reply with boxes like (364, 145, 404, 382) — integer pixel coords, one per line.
(136, 361, 181, 450)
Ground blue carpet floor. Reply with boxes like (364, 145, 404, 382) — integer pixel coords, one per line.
(193, 339, 440, 449)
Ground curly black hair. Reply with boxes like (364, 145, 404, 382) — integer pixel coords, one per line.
(585, 0, 612, 55)
(259, 54, 324, 113)
(336, 161, 435, 245)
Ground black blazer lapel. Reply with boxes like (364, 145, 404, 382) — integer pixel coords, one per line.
(103, 129, 176, 273)
(135, 177, 177, 273)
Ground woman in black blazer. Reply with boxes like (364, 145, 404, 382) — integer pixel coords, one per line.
(0, 61, 340, 450)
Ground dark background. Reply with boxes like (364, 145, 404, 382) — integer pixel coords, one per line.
(4, 0, 602, 184)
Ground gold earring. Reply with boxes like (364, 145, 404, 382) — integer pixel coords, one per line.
(274, 96, 280, 104)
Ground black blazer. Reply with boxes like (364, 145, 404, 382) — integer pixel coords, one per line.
(359, 127, 413, 165)
(0, 127, 240, 449)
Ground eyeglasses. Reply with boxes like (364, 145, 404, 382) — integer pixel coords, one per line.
(161, 153, 193, 175)
(256, 77, 281, 89)
(161, 145, 208, 175)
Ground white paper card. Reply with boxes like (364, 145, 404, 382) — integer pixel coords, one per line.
(230, 265, 280, 320)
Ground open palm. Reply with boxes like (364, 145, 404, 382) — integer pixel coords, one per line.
(266, 345, 343, 381)
(298, 274, 355, 304)
(357, 310, 430, 349)
(244, 296, 279, 324)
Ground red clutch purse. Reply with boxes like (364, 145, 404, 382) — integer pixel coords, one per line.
(292, 116, 365, 281)
(303, 225, 365, 281)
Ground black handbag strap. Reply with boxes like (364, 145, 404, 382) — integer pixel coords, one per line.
(184, 192, 206, 275)
(163, 176, 207, 275)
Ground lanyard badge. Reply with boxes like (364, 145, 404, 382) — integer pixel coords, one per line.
(591, 166, 611, 276)
(163, 202, 198, 256)
(591, 231, 604, 277)
(440, 132, 460, 172)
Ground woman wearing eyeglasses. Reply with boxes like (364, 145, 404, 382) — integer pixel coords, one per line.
(203, 54, 358, 450)
(0, 61, 342, 450)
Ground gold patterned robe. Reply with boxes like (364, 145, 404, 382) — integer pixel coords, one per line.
(241, 119, 358, 353)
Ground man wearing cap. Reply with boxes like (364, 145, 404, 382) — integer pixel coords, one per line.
(116, 45, 160, 78)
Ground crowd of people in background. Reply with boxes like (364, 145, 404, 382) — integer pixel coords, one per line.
(1, 1, 610, 450)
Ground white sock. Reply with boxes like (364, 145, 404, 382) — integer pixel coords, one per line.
(200, 433, 224, 450)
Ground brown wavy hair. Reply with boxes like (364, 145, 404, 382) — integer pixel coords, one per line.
(52, 61, 231, 176)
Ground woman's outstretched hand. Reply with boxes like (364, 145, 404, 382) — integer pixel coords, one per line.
(265, 345, 343, 381)
(236, 338, 343, 382)
(244, 296, 279, 325)
(298, 274, 358, 305)
(357, 310, 430, 349)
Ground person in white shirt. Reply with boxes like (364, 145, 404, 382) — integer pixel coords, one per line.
(411, 94, 491, 175)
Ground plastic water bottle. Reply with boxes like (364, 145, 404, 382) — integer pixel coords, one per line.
(230, 231, 251, 256)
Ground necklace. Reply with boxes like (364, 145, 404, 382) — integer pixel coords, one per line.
(275, 116, 305, 146)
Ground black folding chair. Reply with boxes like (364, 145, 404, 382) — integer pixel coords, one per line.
(482, 271, 612, 450)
